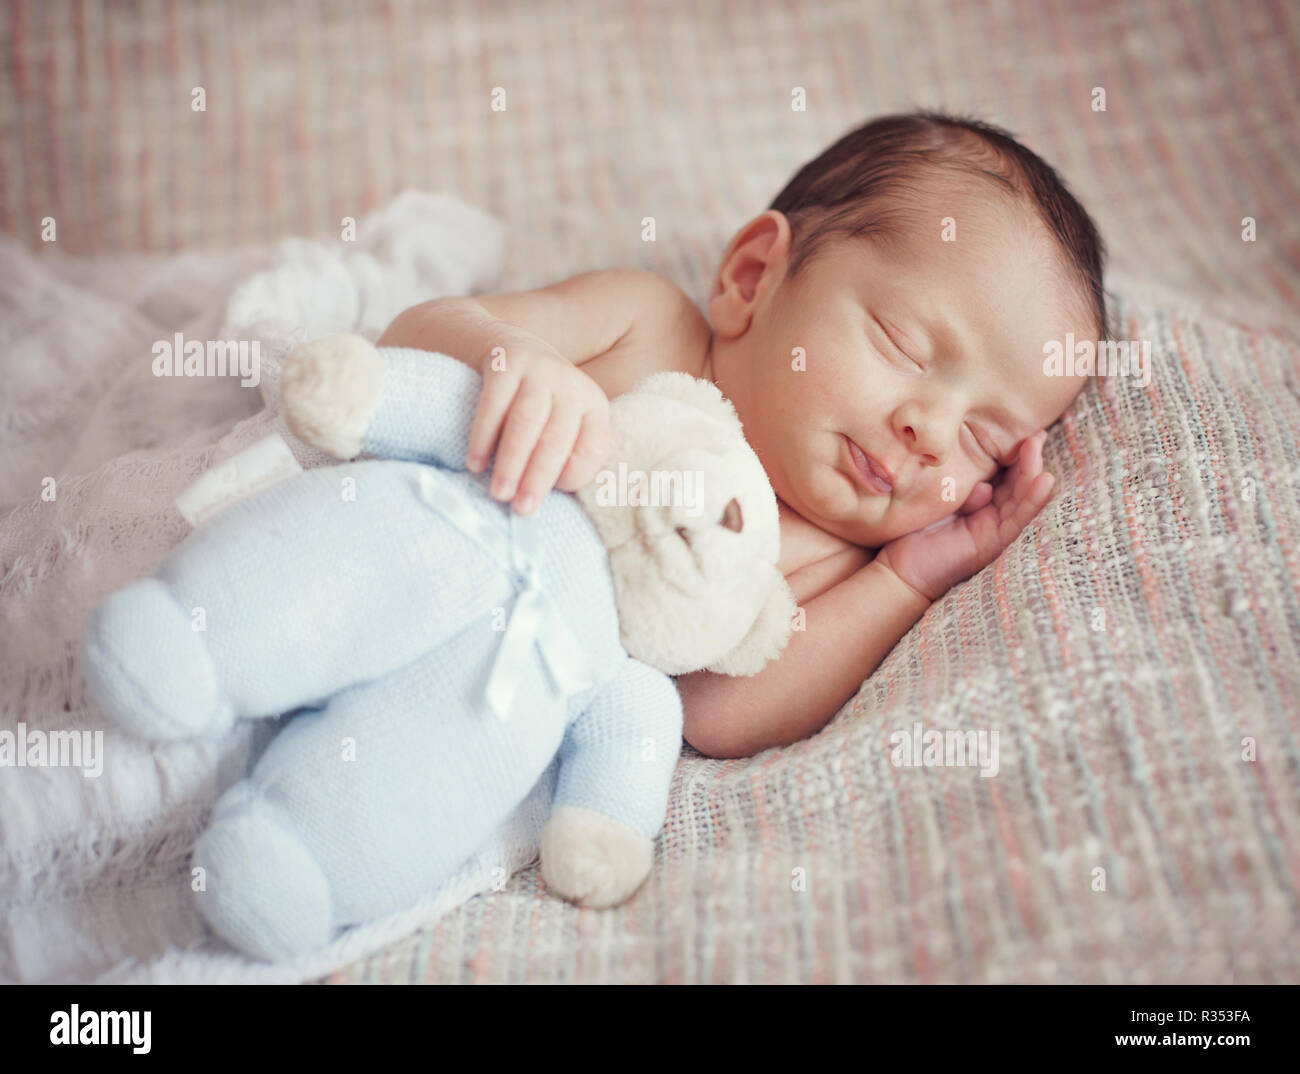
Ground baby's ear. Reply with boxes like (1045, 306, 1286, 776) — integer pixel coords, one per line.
(628, 372, 743, 435)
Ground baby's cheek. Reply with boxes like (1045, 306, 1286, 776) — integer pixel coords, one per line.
(915, 472, 970, 511)
(950, 456, 1000, 501)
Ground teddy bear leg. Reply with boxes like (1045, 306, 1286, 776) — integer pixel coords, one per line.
(81, 578, 233, 742)
(191, 780, 334, 962)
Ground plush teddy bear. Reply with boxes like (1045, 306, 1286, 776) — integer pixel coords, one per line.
(80, 335, 794, 961)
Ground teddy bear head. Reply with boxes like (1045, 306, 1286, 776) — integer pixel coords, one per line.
(575, 372, 795, 678)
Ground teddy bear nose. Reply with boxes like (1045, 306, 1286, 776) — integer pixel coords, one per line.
(673, 498, 742, 543)
(720, 497, 743, 533)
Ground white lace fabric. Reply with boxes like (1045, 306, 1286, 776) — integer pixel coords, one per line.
(0, 193, 546, 983)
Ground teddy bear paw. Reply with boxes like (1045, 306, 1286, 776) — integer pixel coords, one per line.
(539, 805, 654, 909)
(281, 333, 386, 459)
(192, 784, 335, 961)
(82, 578, 230, 741)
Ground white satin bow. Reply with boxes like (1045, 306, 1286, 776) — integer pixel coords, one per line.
(416, 469, 595, 721)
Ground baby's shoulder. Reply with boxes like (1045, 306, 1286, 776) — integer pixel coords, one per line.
(579, 270, 712, 399)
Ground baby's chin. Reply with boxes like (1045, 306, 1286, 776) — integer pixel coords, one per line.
(789, 466, 963, 548)
(784, 465, 895, 545)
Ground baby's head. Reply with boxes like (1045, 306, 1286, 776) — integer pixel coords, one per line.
(705, 110, 1108, 547)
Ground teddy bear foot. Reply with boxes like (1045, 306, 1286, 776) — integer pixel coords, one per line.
(192, 784, 334, 961)
(539, 805, 654, 909)
(82, 578, 231, 742)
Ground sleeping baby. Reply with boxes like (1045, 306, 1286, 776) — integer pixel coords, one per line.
(376, 109, 1109, 759)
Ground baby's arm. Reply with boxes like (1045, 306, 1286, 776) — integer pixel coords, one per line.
(680, 431, 1054, 758)
(377, 269, 655, 373)
(377, 270, 690, 513)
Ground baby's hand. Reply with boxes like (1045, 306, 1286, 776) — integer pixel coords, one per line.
(466, 330, 611, 515)
(874, 430, 1054, 603)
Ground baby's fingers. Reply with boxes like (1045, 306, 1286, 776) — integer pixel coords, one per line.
(512, 408, 583, 515)
(1025, 430, 1046, 473)
(466, 368, 520, 473)
(958, 481, 994, 515)
(997, 471, 1055, 543)
(555, 406, 612, 492)
(489, 389, 552, 502)
(992, 430, 1046, 509)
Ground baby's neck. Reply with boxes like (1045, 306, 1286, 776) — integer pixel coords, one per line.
(699, 334, 717, 388)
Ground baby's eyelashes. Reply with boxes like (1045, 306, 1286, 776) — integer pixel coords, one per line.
(961, 421, 999, 462)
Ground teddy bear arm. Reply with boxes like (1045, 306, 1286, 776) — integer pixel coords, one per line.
(358, 346, 484, 470)
(282, 335, 484, 469)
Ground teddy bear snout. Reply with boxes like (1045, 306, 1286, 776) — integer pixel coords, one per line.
(675, 497, 741, 542)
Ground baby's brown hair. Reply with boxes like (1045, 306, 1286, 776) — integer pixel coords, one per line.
(769, 110, 1111, 341)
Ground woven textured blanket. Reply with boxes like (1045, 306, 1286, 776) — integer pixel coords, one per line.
(4, 201, 1298, 983)
(2, 0, 1298, 983)
(324, 273, 1300, 985)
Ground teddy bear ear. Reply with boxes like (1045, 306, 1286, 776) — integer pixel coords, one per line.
(627, 372, 743, 434)
(705, 572, 797, 676)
